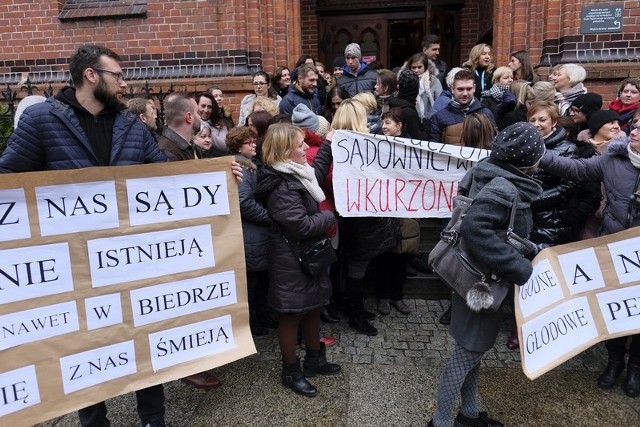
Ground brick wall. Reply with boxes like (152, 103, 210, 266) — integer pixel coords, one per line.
(493, 0, 639, 105)
(459, 0, 480, 65)
(0, 0, 303, 123)
(300, 0, 318, 61)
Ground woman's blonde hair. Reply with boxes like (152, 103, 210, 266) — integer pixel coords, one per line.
(262, 123, 304, 166)
(331, 98, 369, 132)
(531, 81, 556, 102)
(510, 81, 532, 109)
(352, 92, 378, 114)
(462, 43, 494, 72)
(491, 66, 513, 84)
(251, 97, 280, 116)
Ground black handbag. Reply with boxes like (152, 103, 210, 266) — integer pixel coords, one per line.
(281, 233, 337, 276)
(428, 189, 536, 312)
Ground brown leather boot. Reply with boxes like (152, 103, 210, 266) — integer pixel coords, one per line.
(180, 372, 222, 390)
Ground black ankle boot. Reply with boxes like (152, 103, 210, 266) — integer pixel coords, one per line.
(623, 358, 640, 397)
(597, 351, 626, 389)
(348, 310, 377, 336)
(455, 411, 503, 427)
(281, 359, 317, 397)
(303, 342, 341, 377)
(320, 305, 340, 323)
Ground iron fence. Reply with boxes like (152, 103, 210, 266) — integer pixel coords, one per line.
(0, 80, 176, 155)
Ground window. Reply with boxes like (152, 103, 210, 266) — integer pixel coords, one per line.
(59, 0, 147, 22)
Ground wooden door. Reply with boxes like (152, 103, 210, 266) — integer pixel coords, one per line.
(319, 14, 388, 69)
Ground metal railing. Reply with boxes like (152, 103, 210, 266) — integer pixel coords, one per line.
(0, 79, 177, 155)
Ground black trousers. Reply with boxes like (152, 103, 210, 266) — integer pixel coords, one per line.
(78, 384, 165, 427)
(605, 334, 640, 359)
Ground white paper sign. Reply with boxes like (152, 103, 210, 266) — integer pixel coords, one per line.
(59, 340, 137, 394)
(35, 181, 119, 236)
(87, 224, 215, 287)
(517, 259, 565, 317)
(557, 247, 606, 295)
(596, 284, 640, 334)
(0, 188, 31, 242)
(608, 236, 640, 284)
(130, 271, 237, 326)
(521, 297, 598, 375)
(84, 293, 123, 330)
(0, 243, 74, 305)
(126, 172, 230, 226)
(0, 301, 79, 350)
(331, 131, 489, 218)
(0, 365, 40, 417)
(148, 314, 235, 371)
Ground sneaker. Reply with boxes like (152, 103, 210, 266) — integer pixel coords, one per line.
(455, 411, 503, 427)
(143, 419, 167, 427)
(377, 298, 391, 315)
(390, 299, 411, 314)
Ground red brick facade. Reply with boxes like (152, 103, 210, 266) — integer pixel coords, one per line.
(1, 0, 638, 121)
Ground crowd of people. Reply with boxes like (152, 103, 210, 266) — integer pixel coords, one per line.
(2, 37, 640, 426)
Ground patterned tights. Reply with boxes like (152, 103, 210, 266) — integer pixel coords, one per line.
(432, 343, 484, 427)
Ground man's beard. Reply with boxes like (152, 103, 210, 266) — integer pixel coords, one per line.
(94, 80, 124, 111)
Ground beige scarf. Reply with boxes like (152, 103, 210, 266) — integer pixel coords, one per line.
(628, 144, 640, 170)
(272, 161, 326, 203)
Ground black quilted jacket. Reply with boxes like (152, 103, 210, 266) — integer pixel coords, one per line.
(0, 93, 166, 172)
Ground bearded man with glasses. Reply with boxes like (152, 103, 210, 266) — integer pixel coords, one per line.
(0, 44, 168, 427)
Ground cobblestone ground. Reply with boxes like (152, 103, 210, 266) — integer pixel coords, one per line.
(253, 298, 607, 372)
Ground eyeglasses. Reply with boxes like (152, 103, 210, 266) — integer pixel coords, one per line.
(253, 81, 267, 86)
(631, 124, 639, 133)
(243, 138, 257, 146)
(93, 68, 125, 83)
(568, 107, 582, 116)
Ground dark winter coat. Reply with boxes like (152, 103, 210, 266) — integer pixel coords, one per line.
(255, 143, 335, 313)
(466, 65, 492, 101)
(539, 134, 640, 236)
(530, 127, 600, 249)
(0, 95, 165, 172)
(279, 84, 322, 116)
(432, 89, 452, 116)
(236, 153, 271, 272)
(450, 158, 543, 352)
(480, 88, 516, 124)
(157, 127, 201, 161)
(337, 62, 378, 96)
(430, 99, 495, 145)
(387, 96, 430, 141)
(497, 105, 527, 131)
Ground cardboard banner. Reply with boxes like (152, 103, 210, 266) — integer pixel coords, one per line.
(331, 130, 489, 218)
(516, 227, 640, 379)
(0, 158, 255, 425)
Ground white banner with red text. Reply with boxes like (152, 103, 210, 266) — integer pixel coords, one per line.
(331, 130, 489, 217)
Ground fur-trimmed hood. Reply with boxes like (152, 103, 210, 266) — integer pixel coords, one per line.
(303, 129, 325, 148)
(607, 134, 630, 157)
(234, 153, 257, 171)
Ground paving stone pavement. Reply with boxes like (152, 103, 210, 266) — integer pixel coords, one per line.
(39, 299, 640, 427)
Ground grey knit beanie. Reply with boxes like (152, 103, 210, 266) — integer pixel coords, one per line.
(490, 122, 546, 168)
(345, 43, 361, 58)
(291, 104, 319, 132)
